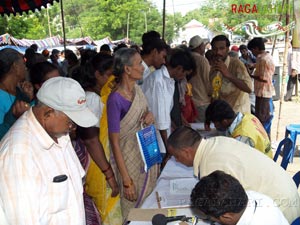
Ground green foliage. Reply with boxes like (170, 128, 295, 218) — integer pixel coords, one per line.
(0, 0, 294, 43)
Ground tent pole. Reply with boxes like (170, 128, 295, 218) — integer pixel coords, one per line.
(60, 0, 67, 52)
(162, 0, 166, 39)
(271, 0, 285, 56)
(276, 0, 291, 141)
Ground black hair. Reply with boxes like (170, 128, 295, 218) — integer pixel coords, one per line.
(142, 30, 161, 44)
(205, 100, 235, 124)
(30, 44, 38, 52)
(80, 49, 97, 66)
(113, 43, 128, 53)
(205, 49, 214, 62)
(0, 48, 23, 80)
(130, 44, 141, 54)
(29, 61, 58, 86)
(167, 126, 202, 150)
(211, 35, 230, 48)
(65, 50, 79, 64)
(141, 38, 169, 56)
(51, 49, 60, 56)
(91, 53, 113, 76)
(25, 53, 47, 70)
(100, 44, 111, 53)
(247, 38, 265, 51)
(239, 44, 247, 51)
(191, 170, 248, 219)
(25, 47, 35, 59)
(167, 48, 196, 72)
(71, 63, 95, 89)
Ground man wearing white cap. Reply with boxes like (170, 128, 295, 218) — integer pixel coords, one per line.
(0, 77, 98, 225)
(188, 35, 211, 122)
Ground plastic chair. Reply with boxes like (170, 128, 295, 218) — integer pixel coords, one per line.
(285, 124, 300, 162)
(293, 171, 300, 188)
(273, 137, 294, 170)
(291, 217, 300, 225)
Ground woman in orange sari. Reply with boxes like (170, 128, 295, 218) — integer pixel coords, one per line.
(107, 48, 159, 222)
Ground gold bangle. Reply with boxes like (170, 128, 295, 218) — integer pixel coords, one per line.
(101, 164, 111, 173)
(123, 178, 133, 188)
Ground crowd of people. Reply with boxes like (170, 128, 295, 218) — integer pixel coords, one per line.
(0, 31, 299, 225)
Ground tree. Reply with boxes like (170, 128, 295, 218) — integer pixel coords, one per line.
(1, 0, 290, 44)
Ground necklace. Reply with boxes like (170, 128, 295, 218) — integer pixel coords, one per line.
(119, 86, 135, 101)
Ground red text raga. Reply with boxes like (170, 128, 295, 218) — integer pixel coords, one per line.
(231, 4, 258, 13)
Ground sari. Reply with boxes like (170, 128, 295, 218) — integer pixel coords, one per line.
(85, 75, 122, 225)
(109, 84, 160, 220)
(73, 139, 102, 225)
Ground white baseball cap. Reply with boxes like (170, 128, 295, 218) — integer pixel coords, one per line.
(189, 35, 204, 49)
(36, 77, 98, 128)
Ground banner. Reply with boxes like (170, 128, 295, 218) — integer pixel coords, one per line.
(222, 20, 295, 37)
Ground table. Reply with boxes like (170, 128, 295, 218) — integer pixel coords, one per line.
(190, 123, 220, 138)
(129, 157, 210, 225)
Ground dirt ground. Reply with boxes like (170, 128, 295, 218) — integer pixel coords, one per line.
(271, 97, 300, 190)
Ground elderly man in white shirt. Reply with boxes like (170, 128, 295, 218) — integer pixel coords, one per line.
(0, 77, 98, 225)
(142, 48, 195, 157)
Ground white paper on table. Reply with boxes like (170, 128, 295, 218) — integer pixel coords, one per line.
(190, 123, 215, 130)
(156, 178, 198, 208)
(170, 178, 198, 195)
(190, 123, 219, 138)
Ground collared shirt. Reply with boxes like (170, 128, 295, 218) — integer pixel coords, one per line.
(210, 56, 252, 113)
(142, 60, 152, 81)
(142, 65, 175, 153)
(137, 60, 153, 86)
(0, 108, 85, 225)
(237, 191, 289, 225)
(226, 112, 255, 148)
(254, 52, 275, 98)
(193, 136, 300, 224)
(142, 65, 175, 131)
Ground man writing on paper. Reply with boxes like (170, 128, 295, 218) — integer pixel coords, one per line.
(191, 170, 289, 225)
(167, 126, 300, 224)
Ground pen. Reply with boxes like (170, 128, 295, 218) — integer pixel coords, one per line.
(155, 191, 161, 208)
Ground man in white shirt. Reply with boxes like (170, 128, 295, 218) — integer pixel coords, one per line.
(167, 126, 300, 224)
(0, 77, 98, 225)
(191, 170, 289, 225)
(139, 30, 168, 84)
(142, 48, 195, 156)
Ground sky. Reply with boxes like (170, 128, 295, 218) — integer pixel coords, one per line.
(150, 0, 204, 15)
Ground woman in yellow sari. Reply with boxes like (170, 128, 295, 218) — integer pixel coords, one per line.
(83, 54, 122, 225)
(107, 48, 160, 222)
